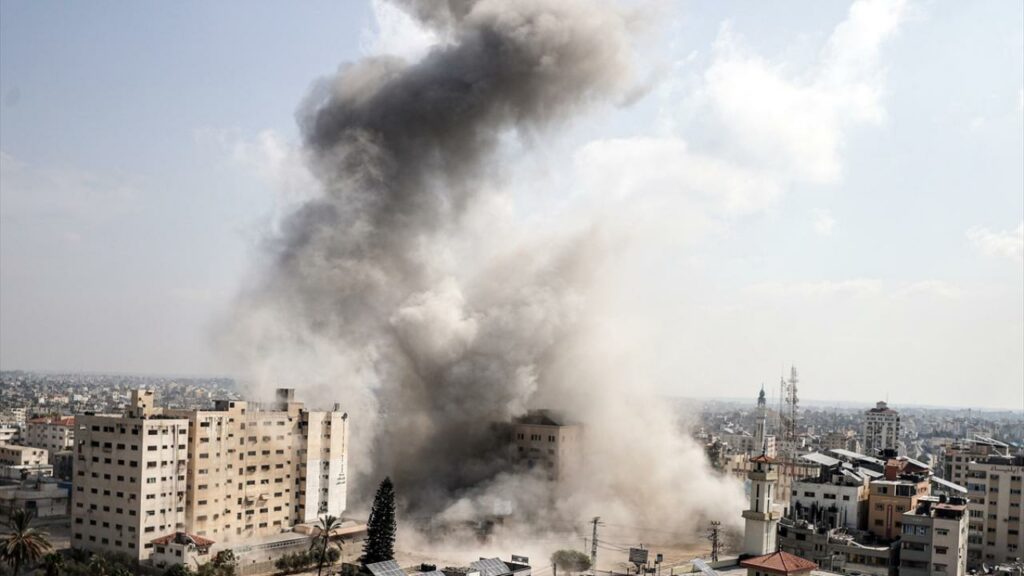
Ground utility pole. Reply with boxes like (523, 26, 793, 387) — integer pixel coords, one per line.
(590, 517, 602, 575)
(707, 521, 722, 563)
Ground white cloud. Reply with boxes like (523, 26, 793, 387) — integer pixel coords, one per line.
(697, 0, 905, 184)
(967, 222, 1024, 263)
(360, 0, 441, 62)
(572, 0, 907, 239)
(813, 208, 836, 236)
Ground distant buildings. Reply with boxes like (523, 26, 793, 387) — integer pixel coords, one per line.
(863, 402, 900, 457)
(511, 410, 581, 481)
(71, 388, 349, 565)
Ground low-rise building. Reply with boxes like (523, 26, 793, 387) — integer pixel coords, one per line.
(790, 459, 870, 531)
(24, 416, 75, 464)
(0, 481, 71, 518)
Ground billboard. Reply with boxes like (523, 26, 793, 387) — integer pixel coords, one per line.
(628, 548, 649, 565)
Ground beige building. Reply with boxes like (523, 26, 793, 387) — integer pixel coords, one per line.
(867, 475, 930, 540)
(964, 454, 1024, 568)
(511, 410, 581, 481)
(0, 443, 49, 466)
(25, 416, 75, 464)
(899, 496, 969, 576)
(940, 437, 1009, 490)
(71, 388, 349, 563)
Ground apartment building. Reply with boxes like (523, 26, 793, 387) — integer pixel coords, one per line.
(25, 416, 75, 464)
(940, 436, 1009, 488)
(71, 394, 190, 560)
(964, 454, 1024, 568)
(867, 474, 930, 540)
(511, 410, 581, 481)
(789, 462, 870, 531)
(0, 443, 48, 467)
(863, 401, 900, 457)
(821, 431, 860, 454)
(71, 388, 348, 563)
(899, 496, 969, 576)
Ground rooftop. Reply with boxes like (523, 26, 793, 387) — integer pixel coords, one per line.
(740, 551, 818, 574)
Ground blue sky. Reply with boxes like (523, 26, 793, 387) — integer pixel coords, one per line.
(1, 0, 1021, 408)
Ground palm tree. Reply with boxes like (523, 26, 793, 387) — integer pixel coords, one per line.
(312, 515, 343, 576)
(0, 509, 52, 576)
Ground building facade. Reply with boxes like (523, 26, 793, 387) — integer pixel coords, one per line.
(863, 401, 900, 457)
(25, 416, 75, 464)
(867, 475, 930, 540)
(71, 388, 348, 562)
(939, 437, 1009, 489)
(899, 496, 969, 576)
(789, 465, 869, 531)
(511, 410, 581, 481)
(964, 454, 1024, 568)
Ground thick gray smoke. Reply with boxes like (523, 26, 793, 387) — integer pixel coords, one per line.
(225, 0, 744, 552)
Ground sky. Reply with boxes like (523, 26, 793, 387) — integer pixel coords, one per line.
(1, 0, 1021, 410)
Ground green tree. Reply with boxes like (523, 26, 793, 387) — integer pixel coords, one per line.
(312, 515, 343, 576)
(0, 509, 52, 576)
(40, 553, 64, 576)
(362, 477, 396, 566)
(164, 564, 194, 576)
(550, 550, 591, 576)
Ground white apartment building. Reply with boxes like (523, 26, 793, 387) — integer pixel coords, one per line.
(964, 455, 1024, 568)
(863, 401, 900, 457)
(71, 388, 348, 563)
(790, 464, 870, 531)
(899, 496, 969, 576)
(0, 443, 49, 467)
(25, 416, 75, 464)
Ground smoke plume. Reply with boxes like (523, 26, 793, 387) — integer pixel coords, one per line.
(225, 0, 744, 551)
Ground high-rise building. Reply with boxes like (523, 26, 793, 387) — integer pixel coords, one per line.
(898, 496, 969, 576)
(963, 454, 1024, 568)
(71, 388, 348, 562)
(863, 401, 900, 456)
(742, 454, 781, 556)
